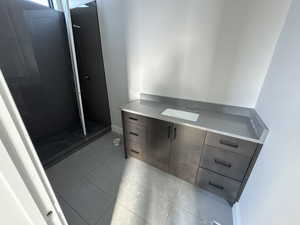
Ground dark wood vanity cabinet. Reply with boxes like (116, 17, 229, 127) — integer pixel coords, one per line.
(122, 111, 260, 204)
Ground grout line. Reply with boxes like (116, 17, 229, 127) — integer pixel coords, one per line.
(56, 192, 92, 225)
(49, 132, 125, 225)
(83, 175, 116, 198)
(117, 202, 156, 225)
(92, 199, 115, 225)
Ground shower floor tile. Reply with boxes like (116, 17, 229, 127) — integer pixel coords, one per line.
(35, 120, 107, 167)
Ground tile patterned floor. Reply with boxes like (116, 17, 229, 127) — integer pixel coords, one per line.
(47, 132, 233, 225)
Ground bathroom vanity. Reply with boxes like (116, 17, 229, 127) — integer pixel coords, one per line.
(121, 94, 268, 204)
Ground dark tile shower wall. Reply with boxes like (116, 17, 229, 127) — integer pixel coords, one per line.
(0, 0, 79, 141)
(71, 1, 111, 128)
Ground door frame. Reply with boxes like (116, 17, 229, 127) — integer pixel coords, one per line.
(61, 0, 87, 136)
(0, 137, 48, 225)
(0, 69, 68, 225)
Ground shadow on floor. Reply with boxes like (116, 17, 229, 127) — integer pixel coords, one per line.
(46, 132, 233, 225)
(35, 120, 109, 167)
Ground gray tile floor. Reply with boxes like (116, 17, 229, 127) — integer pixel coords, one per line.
(47, 132, 233, 225)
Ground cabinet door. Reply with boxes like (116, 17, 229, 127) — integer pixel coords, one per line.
(144, 118, 172, 172)
(169, 125, 206, 183)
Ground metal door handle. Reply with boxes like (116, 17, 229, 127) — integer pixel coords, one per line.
(129, 132, 138, 136)
(81, 74, 90, 80)
(214, 158, 232, 168)
(209, 181, 224, 190)
(219, 139, 238, 148)
(73, 24, 81, 29)
(73, 24, 80, 29)
(173, 127, 177, 139)
(168, 126, 171, 138)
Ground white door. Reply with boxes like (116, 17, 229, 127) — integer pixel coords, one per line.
(0, 139, 47, 225)
(0, 69, 67, 225)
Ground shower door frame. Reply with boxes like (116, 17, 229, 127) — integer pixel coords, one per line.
(61, 0, 87, 136)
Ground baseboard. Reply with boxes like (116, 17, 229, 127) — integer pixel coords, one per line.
(232, 202, 242, 225)
(111, 124, 123, 135)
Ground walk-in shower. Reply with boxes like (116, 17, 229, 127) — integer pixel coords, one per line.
(0, 0, 111, 167)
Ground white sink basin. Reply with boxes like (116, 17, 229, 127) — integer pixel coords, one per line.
(161, 108, 199, 122)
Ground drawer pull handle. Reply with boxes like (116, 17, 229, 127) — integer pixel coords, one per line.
(219, 139, 238, 148)
(129, 117, 138, 121)
(129, 132, 139, 136)
(214, 158, 232, 168)
(209, 181, 224, 190)
(130, 149, 140, 154)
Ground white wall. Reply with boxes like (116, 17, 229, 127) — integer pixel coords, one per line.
(97, 0, 129, 128)
(136, 0, 290, 107)
(238, 0, 299, 224)
(53, 0, 93, 10)
(69, 0, 93, 8)
(98, 0, 291, 128)
(52, 0, 63, 10)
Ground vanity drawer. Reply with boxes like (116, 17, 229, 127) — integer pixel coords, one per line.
(124, 111, 148, 126)
(200, 145, 251, 181)
(127, 141, 144, 160)
(205, 132, 257, 157)
(125, 123, 146, 144)
(197, 168, 241, 203)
